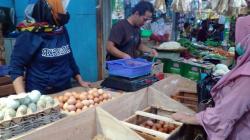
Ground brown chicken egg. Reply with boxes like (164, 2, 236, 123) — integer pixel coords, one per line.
(76, 102, 84, 109)
(67, 105, 76, 112)
(67, 97, 76, 105)
(87, 95, 94, 100)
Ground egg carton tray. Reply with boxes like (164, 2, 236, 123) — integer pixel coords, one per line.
(0, 109, 65, 140)
(0, 102, 60, 128)
(123, 107, 183, 140)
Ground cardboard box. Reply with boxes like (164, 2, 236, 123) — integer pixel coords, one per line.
(11, 86, 194, 140)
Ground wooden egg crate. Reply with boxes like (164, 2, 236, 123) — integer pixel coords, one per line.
(122, 106, 183, 140)
(170, 91, 198, 112)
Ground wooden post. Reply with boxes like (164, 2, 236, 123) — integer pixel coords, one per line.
(96, 0, 104, 80)
(0, 23, 5, 65)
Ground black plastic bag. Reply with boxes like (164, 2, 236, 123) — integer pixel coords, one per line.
(168, 124, 207, 140)
(197, 74, 221, 111)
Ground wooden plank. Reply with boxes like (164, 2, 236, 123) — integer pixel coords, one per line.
(171, 95, 198, 102)
(135, 111, 183, 126)
(122, 122, 169, 140)
(136, 131, 162, 140)
(150, 106, 177, 114)
(0, 76, 12, 86)
(148, 87, 195, 114)
(96, 107, 144, 140)
(96, 0, 104, 80)
(0, 84, 15, 97)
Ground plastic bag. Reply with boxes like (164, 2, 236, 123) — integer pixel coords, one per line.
(154, 0, 166, 13)
(212, 0, 247, 15)
(168, 124, 207, 140)
(150, 18, 168, 36)
(181, 0, 192, 13)
(197, 75, 221, 111)
(171, 0, 192, 13)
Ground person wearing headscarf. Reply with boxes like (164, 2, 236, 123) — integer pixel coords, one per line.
(10, 0, 90, 94)
(172, 15, 250, 140)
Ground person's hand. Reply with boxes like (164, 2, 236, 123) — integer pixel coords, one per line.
(172, 112, 200, 125)
(122, 54, 132, 59)
(78, 80, 91, 88)
(75, 74, 91, 88)
(171, 112, 188, 122)
(150, 49, 158, 57)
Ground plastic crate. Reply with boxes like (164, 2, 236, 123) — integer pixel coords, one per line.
(0, 65, 9, 76)
(106, 58, 153, 78)
(159, 58, 184, 75)
(182, 63, 213, 81)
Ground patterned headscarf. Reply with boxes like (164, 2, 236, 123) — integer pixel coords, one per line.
(18, 0, 70, 32)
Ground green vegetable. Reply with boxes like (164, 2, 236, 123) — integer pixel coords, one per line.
(177, 38, 201, 57)
(204, 39, 221, 47)
(204, 53, 227, 60)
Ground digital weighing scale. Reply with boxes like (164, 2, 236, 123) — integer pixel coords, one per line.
(101, 75, 159, 92)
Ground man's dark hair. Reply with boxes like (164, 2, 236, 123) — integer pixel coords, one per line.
(132, 1, 154, 16)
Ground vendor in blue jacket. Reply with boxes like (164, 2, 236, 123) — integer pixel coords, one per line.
(10, 0, 90, 94)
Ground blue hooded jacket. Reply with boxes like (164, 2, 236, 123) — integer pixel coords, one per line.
(10, 29, 80, 94)
(9, 0, 80, 94)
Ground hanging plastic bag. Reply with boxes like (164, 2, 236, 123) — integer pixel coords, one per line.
(171, 0, 179, 12)
(154, 0, 167, 13)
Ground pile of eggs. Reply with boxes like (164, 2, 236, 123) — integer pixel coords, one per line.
(54, 88, 112, 114)
(139, 120, 178, 134)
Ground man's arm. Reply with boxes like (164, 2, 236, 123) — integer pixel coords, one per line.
(138, 43, 158, 56)
(107, 41, 131, 59)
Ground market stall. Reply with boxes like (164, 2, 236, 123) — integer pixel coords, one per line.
(0, 0, 249, 139)
(9, 82, 196, 140)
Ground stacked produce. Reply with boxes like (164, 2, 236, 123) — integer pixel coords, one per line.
(139, 120, 178, 134)
(177, 38, 201, 57)
(212, 48, 234, 57)
(0, 90, 56, 121)
(54, 88, 112, 114)
(204, 39, 221, 47)
(178, 38, 234, 60)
